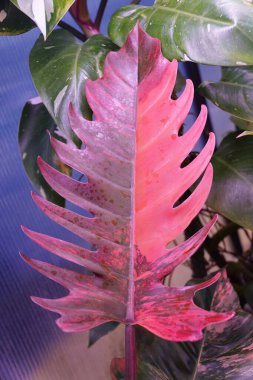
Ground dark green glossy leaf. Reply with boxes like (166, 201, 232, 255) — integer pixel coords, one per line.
(109, 0, 253, 66)
(231, 116, 253, 131)
(195, 271, 253, 379)
(199, 67, 253, 122)
(137, 328, 200, 380)
(136, 278, 216, 380)
(0, 0, 35, 35)
(174, 68, 185, 95)
(88, 322, 119, 347)
(10, 0, 75, 38)
(244, 282, 253, 310)
(19, 99, 66, 206)
(30, 29, 117, 138)
(207, 132, 253, 230)
(137, 271, 253, 379)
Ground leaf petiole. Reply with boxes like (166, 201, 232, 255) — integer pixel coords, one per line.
(125, 324, 137, 380)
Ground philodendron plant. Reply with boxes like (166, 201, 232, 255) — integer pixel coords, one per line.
(3, 0, 253, 379)
(21, 24, 234, 379)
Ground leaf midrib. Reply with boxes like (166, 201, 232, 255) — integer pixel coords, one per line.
(33, 50, 83, 88)
(126, 66, 138, 325)
(205, 80, 253, 91)
(153, 5, 233, 26)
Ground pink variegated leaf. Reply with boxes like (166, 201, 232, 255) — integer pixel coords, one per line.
(22, 24, 234, 341)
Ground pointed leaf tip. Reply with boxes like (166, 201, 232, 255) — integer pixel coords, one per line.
(19, 251, 25, 260)
(31, 191, 38, 201)
(19, 252, 31, 264)
(20, 225, 29, 235)
(21, 225, 32, 238)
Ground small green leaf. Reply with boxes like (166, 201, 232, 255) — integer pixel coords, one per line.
(19, 98, 67, 206)
(199, 67, 253, 122)
(88, 322, 119, 347)
(207, 132, 253, 230)
(10, 0, 75, 38)
(109, 1, 253, 66)
(0, 0, 35, 35)
(29, 30, 118, 138)
(174, 68, 185, 95)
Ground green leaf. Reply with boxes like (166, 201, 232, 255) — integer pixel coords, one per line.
(109, 1, 253, 66)
(199, 67, 253, 122)
(244, 282, 253, 310)
(29, 29, 117, 138)
(0, 0, 35, 35)
(88, 322, 119, 347)
(195, 271, 253, 379)
(231, 116, 253, 131)
(19, 98, 67, 206)
(207, 132, 253, 230)
(137, 327, 199, 380)
(10, 0, 75, 39)
(174, 68, 185, 95)
(137, 271, 253, 379)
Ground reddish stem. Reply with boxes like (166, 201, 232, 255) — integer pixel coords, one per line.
(125, 324, 137, 380)
(70, 0, 99, 37)
(95, 0, 108, 29)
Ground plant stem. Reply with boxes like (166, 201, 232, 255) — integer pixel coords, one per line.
(58, 21, 86, 41)
(125, 324, 137, 380)
(95, 0, 108, 29)
(69, 0, 99, 37)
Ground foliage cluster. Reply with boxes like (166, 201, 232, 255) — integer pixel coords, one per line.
(2, 1, 253, 379)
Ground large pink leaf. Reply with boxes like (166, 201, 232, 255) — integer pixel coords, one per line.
(21, 24, 234, 341)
